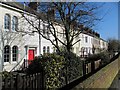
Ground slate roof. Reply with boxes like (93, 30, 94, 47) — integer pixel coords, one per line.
(2, 2, 25, 11)
(1, 2, 37, 15)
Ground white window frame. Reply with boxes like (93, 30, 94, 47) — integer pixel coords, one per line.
(12, 46, 18, 62)
(4, 45, 10, 63)
(4, 14, 11, 31)
(12, 16, 18, 31)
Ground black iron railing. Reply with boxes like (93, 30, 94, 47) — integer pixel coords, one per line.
(2, 72, 45, 90)
(2, 52, 120, 90)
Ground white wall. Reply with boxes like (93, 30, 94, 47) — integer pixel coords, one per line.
(0, 2, 108, 71)
(0, 3, 26, 71)
(79, 33, 93, 57)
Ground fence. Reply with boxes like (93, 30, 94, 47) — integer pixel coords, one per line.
(2, 52, 120, 90)
(59, 52, 120, 90)
(1, 59, 105, 90)
(2, 72, 44, 90)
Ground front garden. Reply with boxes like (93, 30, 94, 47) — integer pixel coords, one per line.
(1, 50, 119, 89)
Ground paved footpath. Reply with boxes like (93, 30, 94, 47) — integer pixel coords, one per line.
(109, 71, 120, 90)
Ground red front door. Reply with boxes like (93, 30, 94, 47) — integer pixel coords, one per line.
(28, 49, 35, 64)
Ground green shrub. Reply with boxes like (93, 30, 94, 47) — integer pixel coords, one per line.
(44, 54, 65, 88)
(59, 51, 83, 82)
(27, 52, 83, 88)
(26, 53, 65, 89)
(85, 51, 110, 65)
(26, 56, 44, 74)
(86, 54, 101, 63)
(2, 71, 13, 78)
(99, 51, 110, 65)
(1, 71, 14, 85)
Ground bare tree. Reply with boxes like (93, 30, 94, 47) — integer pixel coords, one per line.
(108, 38, 120, 54)
(22, 2, 102, 53)
(21, 2, 105, 84)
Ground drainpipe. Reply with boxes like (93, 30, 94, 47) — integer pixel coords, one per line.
(38, 19, 41, 56)
(0, 25, 4, 72)
(24, 45, 28, 67)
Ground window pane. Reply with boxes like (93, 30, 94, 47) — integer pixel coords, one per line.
(4, 14, 10, 30)
(12, 46, 18, 61)
(43, 46, 46, 54)
(47, 46, 50, 53)
(85, 37, 88, 43)
(12, 16, 18, 31)
(4, 45, 10, 62)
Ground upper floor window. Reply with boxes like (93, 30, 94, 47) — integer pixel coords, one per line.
(91, 38, 93, 43)
(103, 42, 104, 46)
(12, 16, 18, 31)
(85, 36, 88, 43)
(12, 46, 18, 61)
(4, 14, 11, 30)
(85, 48, 88, 53)
(4, 45, 10, 62)
(47, 25, 50, 38)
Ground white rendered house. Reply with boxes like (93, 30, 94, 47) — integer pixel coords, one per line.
(0, 2, 54, 71)
(0, 2, 108, 72)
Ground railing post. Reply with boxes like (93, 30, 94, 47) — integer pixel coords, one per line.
(82, 61, 86, 76)
(65, 66, 68, 85)
(15, 73, 19, 90)
(23, 59, 25, 69)
(41, 70, 45, 90)
(0, 74, 2, 90)
(91, 61, 95, 73)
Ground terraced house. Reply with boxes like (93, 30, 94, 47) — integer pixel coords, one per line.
(0, 1, 108, 72)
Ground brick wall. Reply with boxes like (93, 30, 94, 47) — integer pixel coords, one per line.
(73, 56, 120, 89)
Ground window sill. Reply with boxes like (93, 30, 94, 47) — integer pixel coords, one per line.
(4, 29, 10, 31)
(11, 61, 17, 64)
(4, 62, 10, 65)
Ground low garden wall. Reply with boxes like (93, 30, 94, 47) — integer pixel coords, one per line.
(73, 56, 120, 89)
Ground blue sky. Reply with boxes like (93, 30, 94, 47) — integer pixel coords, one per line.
(16, 1, 118, 40)
(93, 2, 118, 40)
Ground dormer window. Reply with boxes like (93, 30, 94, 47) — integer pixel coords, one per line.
(4, 14, 11, 30)
(12, 16, 18, 31)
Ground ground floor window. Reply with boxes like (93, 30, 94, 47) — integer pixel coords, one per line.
(43, 46, 50, 54)
(4, 45, 10, 62)
(47, 46, 50, 53)
(43, 46, 46, 54)
(4, 45, 18, 62)
(12, 46, 18, 61)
